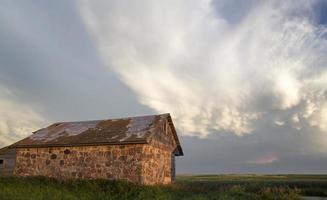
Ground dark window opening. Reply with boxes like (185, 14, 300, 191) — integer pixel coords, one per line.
(0, 159, 3, 165)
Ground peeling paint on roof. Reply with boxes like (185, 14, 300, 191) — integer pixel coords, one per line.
(111, 135, 119, 139)
(119, 115, 156, 142)
(9, 113, 183, 156)
(10, 114, 172, 148)
(30, 121, 98, 142)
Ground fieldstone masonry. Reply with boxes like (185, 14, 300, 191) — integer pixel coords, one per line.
(14, 144, 174, 184)
(9, 114, 183, 185)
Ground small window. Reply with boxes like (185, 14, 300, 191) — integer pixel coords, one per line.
(0, 159, 4, 165)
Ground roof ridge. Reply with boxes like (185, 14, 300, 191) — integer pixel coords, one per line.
(49, 113, 171, 125)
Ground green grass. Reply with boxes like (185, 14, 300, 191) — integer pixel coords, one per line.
(0, 175, 326, 199)
(178, 174, 327, 198)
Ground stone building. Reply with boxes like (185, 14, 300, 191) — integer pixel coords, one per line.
(0, 113, 183, 185)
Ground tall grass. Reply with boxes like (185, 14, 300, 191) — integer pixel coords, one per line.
(0, 175, 325, 200)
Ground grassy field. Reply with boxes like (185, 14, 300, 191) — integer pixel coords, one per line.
(0, 175, 326, 200)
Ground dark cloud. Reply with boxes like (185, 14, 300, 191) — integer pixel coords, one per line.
(211, 0, 260, 25)
(0, 0, 152, 143)
(1, 0, 327, 174)
(313, 0, 327, 25)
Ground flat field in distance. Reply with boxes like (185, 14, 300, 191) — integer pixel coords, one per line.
(0, 174, 326, 200)
(177, 174, 327, 199)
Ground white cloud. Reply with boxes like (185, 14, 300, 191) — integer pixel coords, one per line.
(274, 120, 285, 126)
(79, 0, 327, 138)
(271, 70, 301, 109)
(317, 103, 327, 132)
(246, 152, 279, 164)
(292, 114, 300, 123)
(0, 86, 47, 147)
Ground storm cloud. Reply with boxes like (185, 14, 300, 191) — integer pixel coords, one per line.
(0, 0, 327, 173)
(79, 0, 327, 138)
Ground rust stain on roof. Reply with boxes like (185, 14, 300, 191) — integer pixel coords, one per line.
(9, 113, 183, 156)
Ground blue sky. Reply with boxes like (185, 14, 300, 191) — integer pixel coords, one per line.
(1, 0, 327, 174)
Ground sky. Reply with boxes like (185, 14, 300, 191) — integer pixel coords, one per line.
(0, 0, 327, 174)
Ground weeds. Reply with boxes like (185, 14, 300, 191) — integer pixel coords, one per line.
(0, 175, 326, 200)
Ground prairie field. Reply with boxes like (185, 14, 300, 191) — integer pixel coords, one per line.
(0, 174, 326, 200)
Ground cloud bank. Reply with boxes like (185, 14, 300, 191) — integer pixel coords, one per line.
(0, 86, 46, 146)
(79, 0, 327, 140)
(0, 0, 326, 172)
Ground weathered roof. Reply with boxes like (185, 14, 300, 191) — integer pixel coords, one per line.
(10, 113, 183, 156)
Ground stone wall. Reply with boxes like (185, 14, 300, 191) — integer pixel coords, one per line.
(14, 144, 145, 184)
(141, 144, 173, 185)
(13, 142, 176, 185)
(13, 120, 179, 185)
(141, 120, 178, 185)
